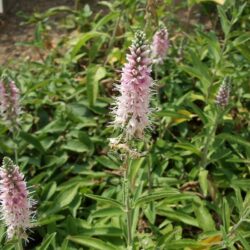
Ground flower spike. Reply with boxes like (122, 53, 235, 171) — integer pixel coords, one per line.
(0, 157, 35, 240)
(152, 27, 169, 64)
(112, 31, 153, 140)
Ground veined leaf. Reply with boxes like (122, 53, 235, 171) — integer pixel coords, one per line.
(217, 133, 250, 148)
(194, 205, 216, 232)
(70, 32, 109, 57)
(217, 6, 230, 36)
(19, 131, 45, 153)
(37, 233, 56, 250)
(85, 194, 123, 210)
(87, 65, 106, 106)
(135, 190, 180, 207)
(158, 209, 199, 227)
(67, 236, 118, 250)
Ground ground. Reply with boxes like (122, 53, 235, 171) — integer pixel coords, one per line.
(0, 0, 74, 65)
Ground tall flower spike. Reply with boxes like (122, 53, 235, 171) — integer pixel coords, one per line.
(216, 79, 230, 108)
(0, 157, 35, 240)
(113, 31, 153, 140)
(0, 81, 8, 116)
(0, 79, 21, 127)
(9, 80, 21, 117)
(152, 27, 169, 64)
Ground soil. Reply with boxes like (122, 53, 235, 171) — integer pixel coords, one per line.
(0, 0, 77, 65)
(0, 0, 211, 66)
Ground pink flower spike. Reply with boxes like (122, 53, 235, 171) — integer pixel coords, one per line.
(9, 80, 21, 117)
(0, 157, 35, 240)
(0, 79, 21, 128)
(216, 79, 230, 108)
(0, 81, 8, 115)
(152, 27, 169, 64)
(113, 31, 153, 140)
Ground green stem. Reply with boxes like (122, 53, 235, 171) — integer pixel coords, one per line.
(12, 129, 19, 164)
(123, 156, 132, 249)
(16, 239, 23, 250)
(104, 8, 123, 65)
(145, 142, 152, 194)
(200, 110, 220, 169)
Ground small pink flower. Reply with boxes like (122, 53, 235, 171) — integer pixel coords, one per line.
(0, 157, 35, 239)
(152, 27, 169, 64)
(113, 31, 153, 140)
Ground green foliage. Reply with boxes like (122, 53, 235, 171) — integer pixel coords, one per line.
(0, 0, 249, 249)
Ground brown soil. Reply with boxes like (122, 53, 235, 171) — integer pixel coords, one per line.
(0, 0, 75, 65)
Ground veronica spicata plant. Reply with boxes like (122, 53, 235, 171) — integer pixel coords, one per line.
(110, 30, 154, 249)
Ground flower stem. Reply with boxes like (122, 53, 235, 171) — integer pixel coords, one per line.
(200, 110, 220, 169)
(12, 129, 19, 164)
(123, 155, 132, 249)
(16, 239, 23, 250)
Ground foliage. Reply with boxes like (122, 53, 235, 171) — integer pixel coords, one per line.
(0, 0, 249, 249)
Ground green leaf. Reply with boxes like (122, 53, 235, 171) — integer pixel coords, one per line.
(39, 119, 68, 134)
(237, 232, 250, 250)
(67, 236, 118, 250)
(85, 194, 123, 210)
(70, 32, 109, 57)
(231, 179, 250, 190)
(233, 33, 250, 47)
(217, 6, 230, 36)
(56, 186, 79, 208)
(94, 12, 119, 30)
(37, 233, 56, 250)
(96, 156, 119, 169)
(44, 186, 79, 215)
(87, 65, 106, 106)
(91, 207, 123, 218)
(62, 140, 89, 153)
(79, 227, 122, 237)
(194, 204, 216, 232)
(36, 215, 65, 226)
(165, 239, 204, 249)
(135, 190, 185, 207)
(199, 169, 209, 197)
(157, 209, 199, 227)
(217, 133, 250, 149)
(19, 131, 45, 153)
(222, 197, 230, 233)
(78, 131, 94, 154)
(175, 143, 201, 156)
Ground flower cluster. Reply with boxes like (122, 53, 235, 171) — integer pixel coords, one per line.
(0, 157, 35, 240)
(152, 27, 169, 64)
(216, 80, 230, 108)
(0, 79, 21, 127)
(113, 31, 153, 140)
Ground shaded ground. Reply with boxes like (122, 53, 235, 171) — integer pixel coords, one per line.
(0, 0, 74, 65)
(0, 0, 212, 65)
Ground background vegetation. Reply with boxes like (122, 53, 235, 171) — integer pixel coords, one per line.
(0, 0, 249, 249)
